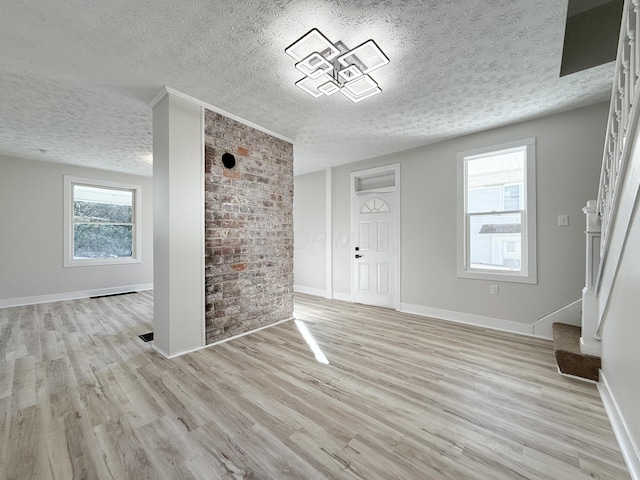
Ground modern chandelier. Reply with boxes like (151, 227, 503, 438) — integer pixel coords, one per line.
(285, 29, 389, 103)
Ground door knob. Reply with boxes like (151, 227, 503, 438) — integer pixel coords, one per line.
(355, 254, 363, 259)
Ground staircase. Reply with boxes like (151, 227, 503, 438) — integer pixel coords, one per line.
(549, 197, 602, 382)
(551, 0, 640, 382)
(552, 0, 640, 385)
(552, 323, 601, 382)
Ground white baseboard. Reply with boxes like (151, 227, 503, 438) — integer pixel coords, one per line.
(294, 288, 351, 303)
(556, 367, 597, 384)
(531, 299, 582, 340)
(580, 336, 602, 357)
(151, 343, 171, 358)
(598, 371, 640, 480)
(0, 283, 154, 309)
(293, 285, 327, 298)
(332, 292, 352, 302)
(400, 302, 534, 337)
(155, 317, 294, 359)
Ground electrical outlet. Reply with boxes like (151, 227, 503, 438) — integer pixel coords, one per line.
(558, 214, 569, 226)
(490, 284, 499, 295)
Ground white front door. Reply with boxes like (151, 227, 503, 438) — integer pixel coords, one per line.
(352, 191, 397, 308)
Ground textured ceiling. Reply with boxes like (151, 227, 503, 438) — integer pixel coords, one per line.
(0, 0, 614, 177)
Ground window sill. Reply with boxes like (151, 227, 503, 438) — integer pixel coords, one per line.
(64, 257, 142, 268)
(457, 269, 537, 284)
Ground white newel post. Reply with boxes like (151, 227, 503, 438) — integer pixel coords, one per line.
(581, 200, 602, 356)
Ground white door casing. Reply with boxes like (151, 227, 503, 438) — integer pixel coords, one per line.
(350, 164, 400, 310)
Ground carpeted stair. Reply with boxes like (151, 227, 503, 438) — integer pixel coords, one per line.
(552, 323, 601, 381)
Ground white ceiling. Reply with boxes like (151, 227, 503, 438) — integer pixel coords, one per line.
(0, 0, 614, 177)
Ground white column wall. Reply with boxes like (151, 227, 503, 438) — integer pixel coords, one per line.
(152, 92, 205, 357)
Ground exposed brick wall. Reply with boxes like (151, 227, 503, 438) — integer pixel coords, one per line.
(204, 110, 294, 344)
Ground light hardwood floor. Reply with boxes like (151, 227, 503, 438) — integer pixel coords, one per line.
(0, 291, 630, 479)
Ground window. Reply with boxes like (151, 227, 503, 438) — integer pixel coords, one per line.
(504, 240, 518, 255)
(457, 139, 537, 283)
(64, 176, 142, 267)
(503, 184, 521, 211)
(360, 197, 390, 214)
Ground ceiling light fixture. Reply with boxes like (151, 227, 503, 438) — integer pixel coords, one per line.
(285, 29, 389, 103)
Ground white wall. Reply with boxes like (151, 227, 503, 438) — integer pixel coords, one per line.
(598, 110, 640, 476)
(0, 155, 153, 306)
(293, 170, 326, 294)
(297, 102, 608, 326)
(151, 91, 205, 357)
(600, 204, 640, 474)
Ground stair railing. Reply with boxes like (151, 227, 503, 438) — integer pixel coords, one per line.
(596, 0, 640, 282)
(595, 0, 640, 338)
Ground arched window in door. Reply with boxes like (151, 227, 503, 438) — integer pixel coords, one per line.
(360, 197, 390, 214)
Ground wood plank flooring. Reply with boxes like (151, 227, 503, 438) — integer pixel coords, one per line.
(0, 291, 630, 479)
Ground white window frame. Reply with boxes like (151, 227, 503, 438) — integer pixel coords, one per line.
(456, 138, 537, 284)
(64, 176, 142, 267)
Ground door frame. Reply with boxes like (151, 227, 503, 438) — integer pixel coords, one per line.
(350, 163, 401, 310)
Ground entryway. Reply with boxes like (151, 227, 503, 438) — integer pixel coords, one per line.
(350, 164, 400, 309)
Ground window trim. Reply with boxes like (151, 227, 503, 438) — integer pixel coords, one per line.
(456, 138, 537, 284)
(63, 175, 142, 267)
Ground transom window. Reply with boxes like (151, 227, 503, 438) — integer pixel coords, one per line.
(360, 197, 390, 214)
(64, 176, 142, 267)
(457, 139, 537, 283)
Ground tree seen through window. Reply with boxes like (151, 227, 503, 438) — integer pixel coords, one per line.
(72, 185, 134, 259)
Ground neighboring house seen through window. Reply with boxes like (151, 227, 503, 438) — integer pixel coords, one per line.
(64, 176, 142, 267)
(457, 139, 537, 283)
